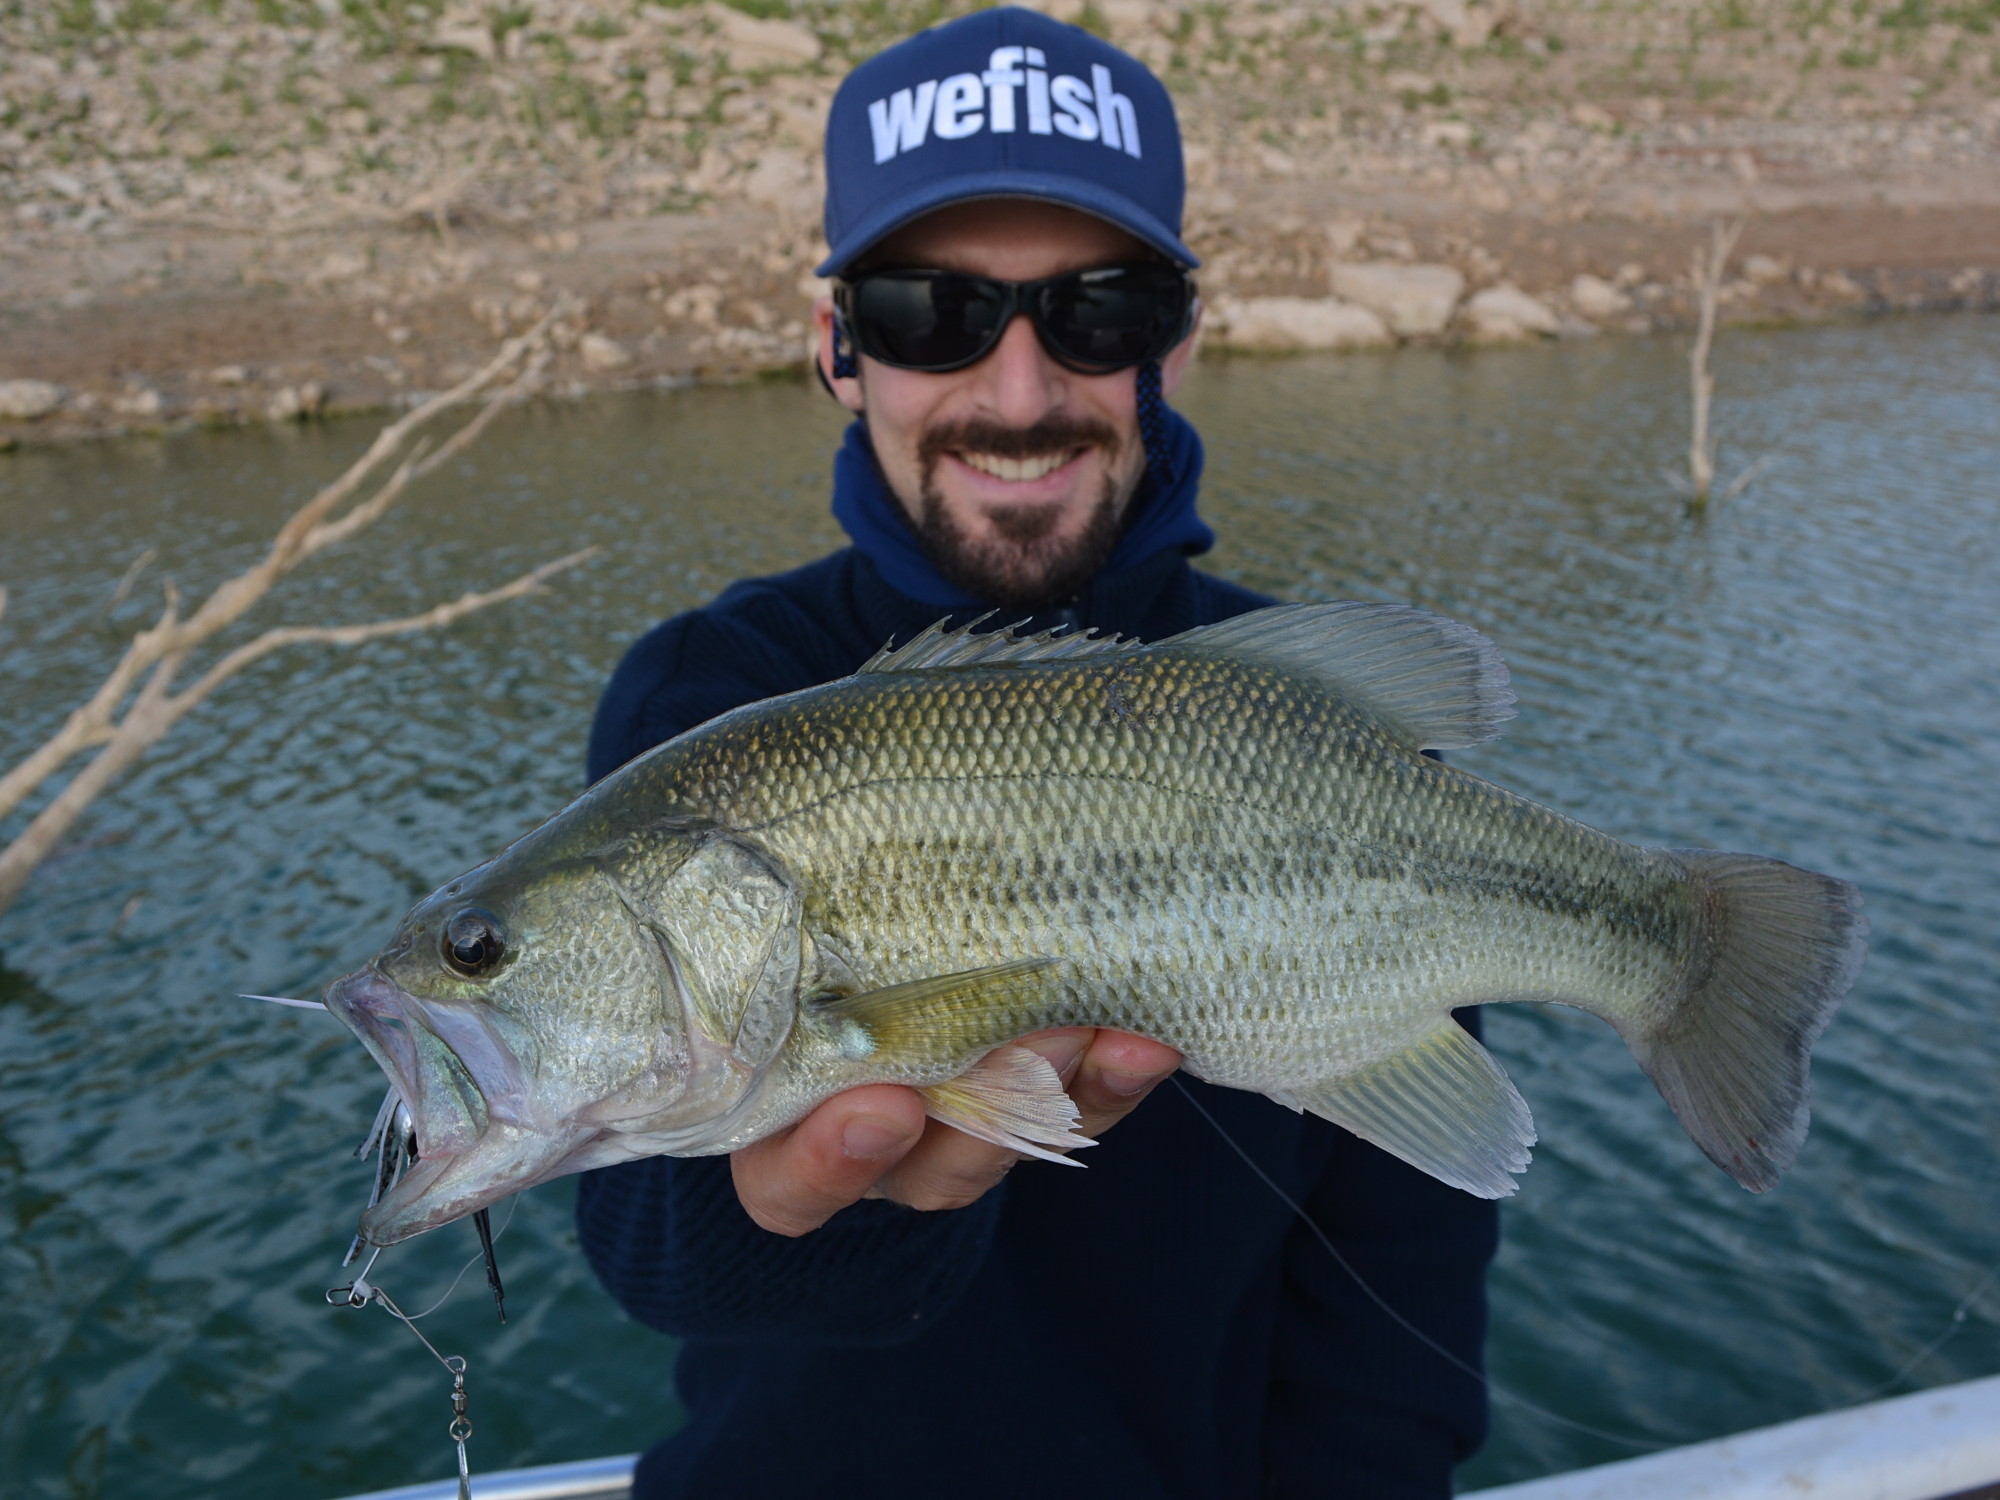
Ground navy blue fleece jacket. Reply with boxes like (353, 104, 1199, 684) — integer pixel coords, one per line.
(575, 416, 1497, 1499)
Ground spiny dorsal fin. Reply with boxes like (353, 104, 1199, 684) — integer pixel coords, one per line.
(1164, 602, 1515, 751)
(861, 602, 1513, 752)
(861, 613, 1142, 674)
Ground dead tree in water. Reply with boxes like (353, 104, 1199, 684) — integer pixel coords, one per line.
(1687, 217, 1746, 511)
(0, 306, 597, 920)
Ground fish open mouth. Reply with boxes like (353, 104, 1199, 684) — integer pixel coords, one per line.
(324, 966, 579, 1245)
(325, 967, 488, 1161)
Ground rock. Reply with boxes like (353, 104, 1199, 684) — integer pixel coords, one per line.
(1613, 262, 1646, 288)
(1326, 215, 1366, 258)
(579, 332, 633, 371)
(1570, 101, 1615, 130)
(703, 3, 821, 70)
(1099, 0, 1158, 35)
(1422, 120, 1474, 148)
(741, 149, 816, 210)
(1212, 296, 1394, 352)
(1464, 283, 1560, 342)
(266, 380, 325, 422)
(1412, 0, 1514, 49)
(1328, 262, 1465, 337)
(114, 386, 164, 417)
(1819, 271, 1868, 302)
(315, 249, 369, 284)
(644, 72, 677, 119)
(0, 379, 66, 420)
(664, 283, 724, 328)
(1569, 273, 1631, 320)
(1743, 253, 1792, 285)
(209, 364, 250, 386)
(1364, 230, 1417, 262)
(432, 23, 495, 61)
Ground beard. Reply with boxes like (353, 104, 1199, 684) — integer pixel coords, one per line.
(910, 413, 1132, 612)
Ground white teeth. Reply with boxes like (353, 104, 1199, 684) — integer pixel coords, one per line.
(959, 449, 1075, 482)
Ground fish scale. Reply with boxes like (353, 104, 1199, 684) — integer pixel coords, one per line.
(668, 657, 1663, 1089)
(325, 603, 1866, 1246)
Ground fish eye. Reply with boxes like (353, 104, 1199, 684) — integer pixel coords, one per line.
(441, 907, 506, 979)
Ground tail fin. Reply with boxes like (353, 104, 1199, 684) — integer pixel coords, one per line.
(1633, 850, 1867, 1192)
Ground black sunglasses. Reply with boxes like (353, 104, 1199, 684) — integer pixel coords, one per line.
(833, 263, 1195, 375)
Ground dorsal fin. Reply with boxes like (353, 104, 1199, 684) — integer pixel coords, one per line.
(861, 613, 1142, 674)
(859, 601, 1513, 753)
(1163, 602, 1515, 751)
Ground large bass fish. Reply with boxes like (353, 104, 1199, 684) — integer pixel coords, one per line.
(326, 603, 1866, 1247)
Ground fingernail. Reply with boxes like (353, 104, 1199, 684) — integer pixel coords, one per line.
(842, 1115, 915, 1161)
(1100, 1068, 1165, 1098)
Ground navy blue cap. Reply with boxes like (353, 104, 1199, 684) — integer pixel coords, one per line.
(817, 6, 1195, 277)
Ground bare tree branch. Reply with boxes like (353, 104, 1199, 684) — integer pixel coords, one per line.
(1688, 216, 1746, 512)
(107, 547, 157, 613)
(0, 549, 595, 917)
(0, 300, 594, 921)
(170, 546, 596, 715)
(1717, 452, 1780, 505)
(0, 590, 182, 825)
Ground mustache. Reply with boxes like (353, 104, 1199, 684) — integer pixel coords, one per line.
(916, 413, 1121, 470)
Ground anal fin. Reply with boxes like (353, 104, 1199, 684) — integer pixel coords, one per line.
(1289, 1022, 1536, 1198)
(920, 1044, 1094, 1167)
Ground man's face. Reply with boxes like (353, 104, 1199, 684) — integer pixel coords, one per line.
(815, 200, 1198, 611)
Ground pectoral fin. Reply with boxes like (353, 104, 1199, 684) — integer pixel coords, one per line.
(920, 1044, 1093, 1166)
(813, 957, 1058, 1054)
(813, 961, 1081, 1161)
(1287, 1022, 1536, 1199)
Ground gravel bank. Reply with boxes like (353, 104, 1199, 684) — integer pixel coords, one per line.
(3, 0, 1997, 443)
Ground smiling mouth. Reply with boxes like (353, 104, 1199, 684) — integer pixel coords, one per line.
(954, 447, 1083, 483)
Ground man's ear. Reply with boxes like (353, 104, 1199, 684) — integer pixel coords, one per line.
(1159, 296, 1202, 400)
(813, 298, 866, 414)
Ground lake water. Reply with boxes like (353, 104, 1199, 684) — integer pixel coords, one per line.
(2, 315, 1997, 1496)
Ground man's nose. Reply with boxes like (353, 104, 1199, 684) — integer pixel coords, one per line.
(969, 312, 1067, 425)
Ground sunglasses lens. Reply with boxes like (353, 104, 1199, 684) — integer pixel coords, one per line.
(845, 266, 1190, 372)
(851, 274, 1009, 369)
(1039, 267, 1187, 370)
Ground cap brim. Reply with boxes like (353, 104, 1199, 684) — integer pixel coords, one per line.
(815, 170, 1199, 278)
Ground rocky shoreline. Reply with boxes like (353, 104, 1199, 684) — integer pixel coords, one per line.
(3, 0, 1997, 445)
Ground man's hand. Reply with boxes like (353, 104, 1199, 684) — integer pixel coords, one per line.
(730, 1029, 1183, 1237)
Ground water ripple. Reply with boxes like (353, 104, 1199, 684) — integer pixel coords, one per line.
(1, 321, 1996, 1493)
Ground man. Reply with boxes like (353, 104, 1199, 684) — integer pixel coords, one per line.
(578, 9, 1496, 1496)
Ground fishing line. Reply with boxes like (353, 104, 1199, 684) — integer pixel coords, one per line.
(1177, 1076, 2000, 1450)
(328, 1218, 516, 1500)
(1835, 1252, 2000, 1409)
(405, 1196, 520, 1322)
(328, 1259, 478, 1500)
(1169, 1076, 1663, 1452)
